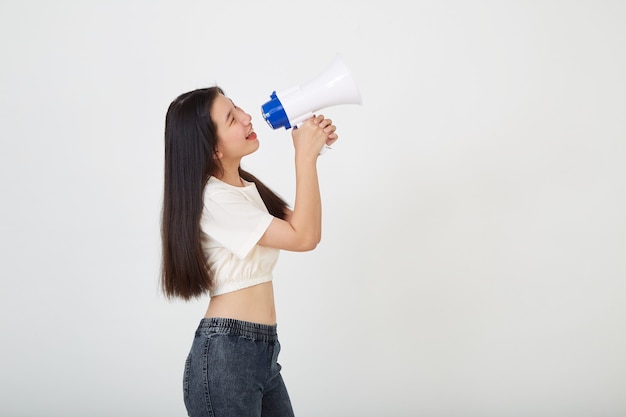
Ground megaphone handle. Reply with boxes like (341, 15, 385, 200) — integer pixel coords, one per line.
(319, 145, 331, 155)
(292, 114, 332, 155)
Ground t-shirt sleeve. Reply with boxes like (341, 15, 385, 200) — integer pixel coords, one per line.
(201, 188, 274, 259)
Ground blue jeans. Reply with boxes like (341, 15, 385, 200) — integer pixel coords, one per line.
(183, 318, 295, 417)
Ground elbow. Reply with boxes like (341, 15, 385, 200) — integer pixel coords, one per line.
(298, 234, 321, 252)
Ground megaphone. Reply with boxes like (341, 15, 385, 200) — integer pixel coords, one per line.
(261, 55, 362, 130)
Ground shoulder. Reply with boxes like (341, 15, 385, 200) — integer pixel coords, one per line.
(206, 176, 257, 191)
(205, 176, 248, 197)
(203, 177, 263, 208)
(205, 176, 232, 192)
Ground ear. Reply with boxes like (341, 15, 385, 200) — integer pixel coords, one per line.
(213, 150, 223, 159)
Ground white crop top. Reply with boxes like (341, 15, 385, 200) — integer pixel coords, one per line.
(200, 176, 279, 297)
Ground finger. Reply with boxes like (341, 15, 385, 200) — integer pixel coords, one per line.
(319, 119, 332, 129)
(326, 135, 339, 146)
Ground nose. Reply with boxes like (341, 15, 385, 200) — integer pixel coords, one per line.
(236, 108, 252, 125)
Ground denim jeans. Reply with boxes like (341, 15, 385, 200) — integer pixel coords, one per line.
(183, 317, 295, 417)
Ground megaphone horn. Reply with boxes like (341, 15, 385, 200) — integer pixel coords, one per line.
(261, 55, 362, 130)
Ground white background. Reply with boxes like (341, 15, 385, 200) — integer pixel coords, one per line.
(1, 1, 625, 416)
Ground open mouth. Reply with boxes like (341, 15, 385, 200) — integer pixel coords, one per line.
(246, 130, 257, 140)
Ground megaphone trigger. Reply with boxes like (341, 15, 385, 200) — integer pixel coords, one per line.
(290, 111, 314, 128)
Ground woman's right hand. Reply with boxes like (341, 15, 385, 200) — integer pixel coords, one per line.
(291, 114, 338, 160)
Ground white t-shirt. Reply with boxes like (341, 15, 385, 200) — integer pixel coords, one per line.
(200, 176, 279, 297)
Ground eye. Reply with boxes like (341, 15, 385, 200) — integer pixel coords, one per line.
(229, 106, 238, 125)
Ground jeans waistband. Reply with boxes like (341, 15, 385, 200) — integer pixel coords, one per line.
(198, 317, 278, 342)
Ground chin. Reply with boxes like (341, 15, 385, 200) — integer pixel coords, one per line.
(246, 140, 260, 155)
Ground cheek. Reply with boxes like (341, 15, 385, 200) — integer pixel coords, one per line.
(215, 129, 232, 145)
(216, 133, 241, 154)
(221, 133, 237, 147)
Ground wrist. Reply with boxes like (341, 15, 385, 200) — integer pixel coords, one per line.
(294, 152, 318, 166)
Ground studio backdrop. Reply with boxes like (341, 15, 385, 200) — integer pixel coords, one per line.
(1, 1, 625, 416)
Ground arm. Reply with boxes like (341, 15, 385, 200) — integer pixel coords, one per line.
(258, 114, 338, 252)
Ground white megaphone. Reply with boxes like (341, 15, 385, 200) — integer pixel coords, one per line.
(261, 55, 362, 130)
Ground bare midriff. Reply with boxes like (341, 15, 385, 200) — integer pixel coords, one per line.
(204, 281, 277, 325)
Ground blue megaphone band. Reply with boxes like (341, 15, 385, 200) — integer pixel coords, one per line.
(261, 92, 291, 129)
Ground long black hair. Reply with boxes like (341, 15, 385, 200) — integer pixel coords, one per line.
(161, 86, 288, 300)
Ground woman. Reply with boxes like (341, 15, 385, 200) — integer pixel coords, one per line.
(161, 86, 338, 417)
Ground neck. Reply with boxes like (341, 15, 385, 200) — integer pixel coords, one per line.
(217, 161, 243, 187)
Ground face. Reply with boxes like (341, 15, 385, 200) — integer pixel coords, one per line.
(210, 93, 258, 163)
